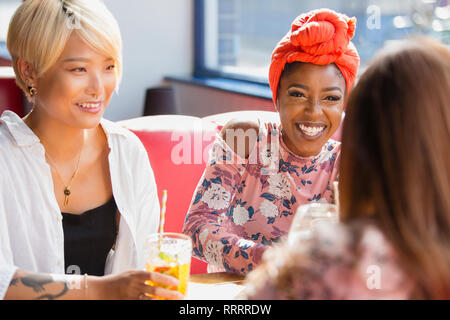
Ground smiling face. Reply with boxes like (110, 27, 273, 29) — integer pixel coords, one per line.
(276, 62, 346, 157)
(33, 33, 117, 129)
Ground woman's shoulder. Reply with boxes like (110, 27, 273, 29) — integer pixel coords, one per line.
(306, 220, 398, 269)
(318, 221, 410, 296)
(219, 118, 279, 160)
(220, 117, 281, 137)
(244, 220, 412, 299)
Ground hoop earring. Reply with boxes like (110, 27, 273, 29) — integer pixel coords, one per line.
(28, 86, 37, 97)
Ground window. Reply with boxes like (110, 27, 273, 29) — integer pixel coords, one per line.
(195, 0, 450, 83)
(0, 0, 21, 60)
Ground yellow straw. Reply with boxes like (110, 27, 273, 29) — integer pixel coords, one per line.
(159, 190, 168, 235)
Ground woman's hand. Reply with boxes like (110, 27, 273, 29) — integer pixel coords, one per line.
(90, 270, 184, 300)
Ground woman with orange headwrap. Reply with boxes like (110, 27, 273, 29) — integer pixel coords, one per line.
(182, 9, 360, 275)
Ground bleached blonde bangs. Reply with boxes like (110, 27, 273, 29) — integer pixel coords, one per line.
(7, 0, 123, 98)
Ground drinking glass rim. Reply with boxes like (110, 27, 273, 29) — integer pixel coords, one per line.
(298, 203, 337, 210)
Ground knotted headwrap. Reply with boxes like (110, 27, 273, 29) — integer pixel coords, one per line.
(269, 9, 360, 104)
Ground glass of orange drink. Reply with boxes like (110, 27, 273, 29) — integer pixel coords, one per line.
(143, 232, 192, 299)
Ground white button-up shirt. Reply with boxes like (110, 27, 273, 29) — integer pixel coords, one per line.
(0, 111, 160, 299)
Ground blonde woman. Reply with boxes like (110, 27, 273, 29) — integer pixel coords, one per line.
(0, 0, 182, 300)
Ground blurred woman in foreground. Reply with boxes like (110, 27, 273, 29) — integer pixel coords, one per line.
(243, 37, 450, 299)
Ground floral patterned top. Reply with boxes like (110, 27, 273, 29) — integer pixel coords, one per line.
(241, 220, 414, 299)
(182, 120, 341, 275)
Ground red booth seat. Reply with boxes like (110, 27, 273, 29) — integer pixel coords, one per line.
(119, 115, 219, 274)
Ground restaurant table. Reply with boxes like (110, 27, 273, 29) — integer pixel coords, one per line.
(186, 272, 246, 300)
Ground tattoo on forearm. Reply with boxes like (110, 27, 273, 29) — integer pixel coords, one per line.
(21, 274, 54, 293)
(9, 274, 69, 300)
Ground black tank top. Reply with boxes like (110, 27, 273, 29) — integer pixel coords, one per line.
(62, 197, 117, 276)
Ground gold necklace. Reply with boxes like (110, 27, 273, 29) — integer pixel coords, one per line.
(46, 136, 85, 207)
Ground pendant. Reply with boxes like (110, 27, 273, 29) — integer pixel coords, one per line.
(64, 187, 71, 206)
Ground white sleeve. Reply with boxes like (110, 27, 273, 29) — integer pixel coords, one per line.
(0, 176, 18, 300)
(133, 142, 160, 269)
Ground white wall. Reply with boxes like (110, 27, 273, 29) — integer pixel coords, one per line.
(104, 0, 194, 121)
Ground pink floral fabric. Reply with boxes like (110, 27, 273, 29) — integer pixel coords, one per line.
(182, 120, 341, 275)
(242, 221, 414, 299)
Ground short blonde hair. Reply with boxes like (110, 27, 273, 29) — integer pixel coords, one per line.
(7, 0, 123, 98)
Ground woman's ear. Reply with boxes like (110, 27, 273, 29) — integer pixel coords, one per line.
(16, 58, 37, 87)
(275, 97, 280, 112)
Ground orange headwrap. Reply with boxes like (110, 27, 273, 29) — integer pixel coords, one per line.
(269, 9, 360, 104)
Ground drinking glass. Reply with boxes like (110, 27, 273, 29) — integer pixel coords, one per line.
(143, 232, 192, 299)
(287, 203, 339, 245)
